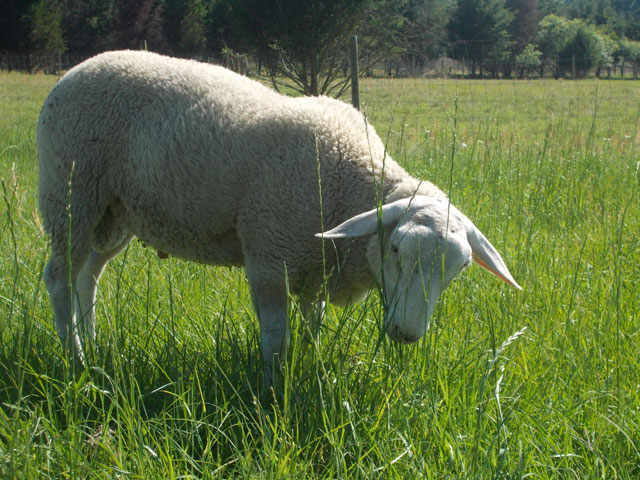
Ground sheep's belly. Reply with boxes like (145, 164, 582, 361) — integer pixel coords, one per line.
(138, 228, 245, 267)
(94, 201, 245, 266)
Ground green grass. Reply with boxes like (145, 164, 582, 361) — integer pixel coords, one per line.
(1, 71, 639, 478)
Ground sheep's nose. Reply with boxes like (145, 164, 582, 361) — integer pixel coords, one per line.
(387, 324, 420, 344)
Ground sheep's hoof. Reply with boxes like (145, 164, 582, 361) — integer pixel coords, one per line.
(157, 250, 169, 259)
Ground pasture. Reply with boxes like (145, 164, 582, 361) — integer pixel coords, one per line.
(0, 71, 639, 478)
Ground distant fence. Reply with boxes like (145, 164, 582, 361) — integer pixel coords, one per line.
(1, 52, 637, 156)
(2, 51, 638, 80)
(0, 53, 89, 74)
(377, 56, 639, 80)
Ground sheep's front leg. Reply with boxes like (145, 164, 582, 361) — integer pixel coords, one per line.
(251, 287, 290, 388)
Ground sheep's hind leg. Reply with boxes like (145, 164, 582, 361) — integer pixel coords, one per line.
(74, 236, 133, 349)
(44, 243, 90, 364)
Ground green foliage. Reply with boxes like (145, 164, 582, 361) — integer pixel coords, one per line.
(618, 38, 640, 63)
(613, 0, 640, 40)
(516, 43, 543, 76)
(399, 0, 452, 67)
(615, 39, 640, 78)
(177, 0, 207, 53)
(28, 0, 66, 54)
(539, 0, 565, 15)
(0, 0, 37, 52)
(108, 0, 166, 51)
(558, 22, 601, 77)
(536, 14, 576, 76)
(163, 0, 207, 54)
(565, 0, 616, 26)
(223, 0, 404, 96)
(357, 0, 408, 69)
(508, 0, 542, 51)
(226, 0, 362, 95)
(449, 0, 514, 77)
(594, 29, 616, 71)
(1, 0, 639, 80)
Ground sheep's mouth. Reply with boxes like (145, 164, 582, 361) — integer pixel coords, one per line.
(386, 323, 421, 344)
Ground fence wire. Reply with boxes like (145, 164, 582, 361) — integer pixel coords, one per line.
(355, 77, 640, 145)
(1, 54, 638, 149)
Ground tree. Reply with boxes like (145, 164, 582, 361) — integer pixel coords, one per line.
(109, 0, 165, 51)
(612, 0, 640, 40)
(178, 0, 207, 53)
(226, 0, 361, 95)
(29, 0, 66, 55)
(358, 0, 407, 76)
(163, 0, 208, 54)
(565, 0, 615, 26)
(535, 14, 575, 77)
(0, 0, 38, 52)
(558, 22, 600, 77)
(62, 0, 116, 53)
(515, 42, 542, 76)
(204, 0, 236, 54)
(449, 0, 514, 77)
(618, 38, 640, 77)
(508, 0, 541, 52)
(225, 0, 403, 96)
(538, 0, 565, 15)
(400, 0, 451, 73)
(594, 30, 616, 76)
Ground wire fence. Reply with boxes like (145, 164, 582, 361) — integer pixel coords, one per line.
(2, 49, 639, 80)
(353, 76, 640, 151)
(1, 52, 638, 150)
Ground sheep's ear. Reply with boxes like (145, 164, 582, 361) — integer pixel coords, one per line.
(315, 198, 413, 239)
(458, 210, 522, 290)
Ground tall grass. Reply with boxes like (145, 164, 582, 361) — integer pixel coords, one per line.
(1, 71, 639, 478)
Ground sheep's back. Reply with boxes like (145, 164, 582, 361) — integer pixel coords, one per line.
(36, 51, 439, 292)
(37, 51, 281, 247)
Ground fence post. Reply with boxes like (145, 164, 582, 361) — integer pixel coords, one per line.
(350, 35, 360, 111)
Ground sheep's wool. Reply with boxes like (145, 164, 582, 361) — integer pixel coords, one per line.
(38, 50, 444, 304)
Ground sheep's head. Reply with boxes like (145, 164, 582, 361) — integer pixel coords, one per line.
(316, 196, 521, 344)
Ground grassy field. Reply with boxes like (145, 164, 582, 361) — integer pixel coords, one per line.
(1, 71, 639, 478)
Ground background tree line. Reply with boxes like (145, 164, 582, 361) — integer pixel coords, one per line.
(1, 0, 639, 93)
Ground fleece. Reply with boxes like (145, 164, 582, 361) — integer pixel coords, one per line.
(37, 50, 445, 306)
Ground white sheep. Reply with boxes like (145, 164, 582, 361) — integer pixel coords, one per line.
(37, 50, 521, 382)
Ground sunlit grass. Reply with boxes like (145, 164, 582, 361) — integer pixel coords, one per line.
(1, 71, 639, 478)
